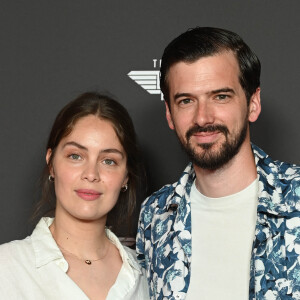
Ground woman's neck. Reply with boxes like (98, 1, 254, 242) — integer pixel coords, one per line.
(50, 213, 109, 260)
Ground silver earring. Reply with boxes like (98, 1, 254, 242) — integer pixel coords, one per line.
(121, 184, 128, 192)
(49, 175, 54, 182)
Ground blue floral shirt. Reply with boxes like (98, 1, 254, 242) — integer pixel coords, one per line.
(136, 144, 300, 300)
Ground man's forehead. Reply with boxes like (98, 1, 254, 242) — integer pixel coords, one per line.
(169, 51, 239, 74)
(167, 52, 241, 94)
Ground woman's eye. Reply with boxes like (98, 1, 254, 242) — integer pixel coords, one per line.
(69, 154, 81, 160)
(103, 159, 116, 166)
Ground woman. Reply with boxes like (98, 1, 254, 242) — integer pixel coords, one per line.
(0, 92, 149, 299)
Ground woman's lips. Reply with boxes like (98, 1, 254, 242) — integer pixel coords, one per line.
(75, 189, 102, 201)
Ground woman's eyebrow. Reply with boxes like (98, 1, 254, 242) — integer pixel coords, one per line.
(63, 142, 124, 158)
(100, 149, 124, 158)
(62, 141, 87, 150)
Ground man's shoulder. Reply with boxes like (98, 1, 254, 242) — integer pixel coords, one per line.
(254, 144, 300, 180)
(273, 159, 300, 178)
(265, 155, 300, 185)
(255, 145, 300, 215)
(142, 183, 175, 208)
(141, 162, 195, 211)
(273, 160, 300, 202)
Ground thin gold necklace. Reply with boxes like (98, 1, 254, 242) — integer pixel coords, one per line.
(57, 242, 110, 265)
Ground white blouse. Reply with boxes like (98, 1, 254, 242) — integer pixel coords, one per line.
(0, 217, 149, 300)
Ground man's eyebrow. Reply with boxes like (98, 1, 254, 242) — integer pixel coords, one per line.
(173, 89, 235, 100)
(174, 93, 193, 100)
(210, 88, 235, 95)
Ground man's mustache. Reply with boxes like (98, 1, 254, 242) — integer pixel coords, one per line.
(186, 124, 229, 140)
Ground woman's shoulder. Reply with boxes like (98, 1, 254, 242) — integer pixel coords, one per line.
(0, 235, 34, 265)
(0, 217, 54, 260)
(0, 235, 36, 289)
(0, 235, 32, 254)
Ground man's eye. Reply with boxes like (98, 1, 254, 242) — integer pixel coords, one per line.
(179, 98, 192, 105)
(69, 154, 81, 160)
(103, 159, 116, 166)
(216, 94, 228, 100)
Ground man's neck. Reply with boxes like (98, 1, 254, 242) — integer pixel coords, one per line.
(194, 142, 257, 198)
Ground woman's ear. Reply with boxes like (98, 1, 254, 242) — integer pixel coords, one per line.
(248, 88, 261, 123)
(46, 148, 54, 176)
(123, 174, 129, 187)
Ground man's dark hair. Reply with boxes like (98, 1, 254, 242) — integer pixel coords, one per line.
(160, 27, 261, 105)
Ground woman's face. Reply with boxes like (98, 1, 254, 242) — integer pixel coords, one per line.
(47, 115, 128, 223)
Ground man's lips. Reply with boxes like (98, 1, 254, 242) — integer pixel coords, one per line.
(192, 131, 221, 143)
(193, 131, 220, 137)
(186, 124, 228, 144)
(75, 189, 102, 201)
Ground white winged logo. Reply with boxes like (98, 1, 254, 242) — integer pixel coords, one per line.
(128, 70, 163, 99)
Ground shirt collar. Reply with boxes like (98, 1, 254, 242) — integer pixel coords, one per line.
(252, 143, 292, 216)
(165, 162, 196, 211)
(105, 228, 142, 274)
(164, 143, 292, 216)
(32, 217, 142, 274)
(31, 217, 67, 270)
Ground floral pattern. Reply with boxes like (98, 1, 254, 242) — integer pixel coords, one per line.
(136, 144, 300, 300)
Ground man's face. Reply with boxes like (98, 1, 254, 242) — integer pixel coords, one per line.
(165, 51, 260, 170)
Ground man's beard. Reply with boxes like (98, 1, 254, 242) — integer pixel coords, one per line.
(179, 118, 248, 170)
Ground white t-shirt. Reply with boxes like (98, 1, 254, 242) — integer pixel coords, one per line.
(186, 178, 258, 300)
(0, 217, 149, 300)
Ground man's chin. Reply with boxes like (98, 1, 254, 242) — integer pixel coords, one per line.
(190, 140, 220, 153)
(186, 142, 228, 169)
(197, 142, 215, 150)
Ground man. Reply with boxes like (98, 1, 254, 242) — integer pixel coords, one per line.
(136, 27, 300, 300)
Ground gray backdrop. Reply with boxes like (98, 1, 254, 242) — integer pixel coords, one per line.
(0, 0, 299, 243)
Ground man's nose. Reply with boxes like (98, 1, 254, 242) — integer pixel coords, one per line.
(193, 101, 214, 127)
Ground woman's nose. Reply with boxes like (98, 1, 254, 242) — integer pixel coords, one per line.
(81, 162, 100, 182)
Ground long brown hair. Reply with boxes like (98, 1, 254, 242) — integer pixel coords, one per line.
(32, 92, 142, 232)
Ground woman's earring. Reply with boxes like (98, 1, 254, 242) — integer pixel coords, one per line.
(49, 175, 55, 182)
(121, 184, 128, 192)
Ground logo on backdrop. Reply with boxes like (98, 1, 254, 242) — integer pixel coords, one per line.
(128, 59, 163, 100)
